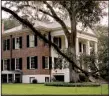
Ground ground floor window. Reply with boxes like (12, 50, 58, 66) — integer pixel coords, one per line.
(45, 77, 49, 82)
(54, 75, 64, 82)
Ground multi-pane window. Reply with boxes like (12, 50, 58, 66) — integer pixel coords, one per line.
(3, 39, 10, 51)
(4, 60, 8, 70)
(15, 58, 20, 70)
(13, 37, 22, 49)
(45, 57, 49, 69)
(3, 59, 10, 70)
(27, 35, 37, 47)
(29, 35, 35, 47)
(30, 57, 35, 69)
(53, 37, 61, 48)
(11, 58, 22, 70)
(15, 37, 20, 49)
(27, 56, 37, 69)
(42, 56, 52, 69)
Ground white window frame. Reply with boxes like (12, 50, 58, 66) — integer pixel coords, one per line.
(15, 58, 20, 70)
(15, 37, 20, 49)
(29, 35, 35, 47)
(44, 56, 49, 69)
(29, 56, 35, 69)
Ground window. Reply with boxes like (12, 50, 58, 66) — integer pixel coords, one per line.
(27, 56, 37, 69)
(53, 37, 61, 48)
(45, 77, 49, 82)
(45, 57, 49, 69)
(15, 37, 20, 49)
(13, 37, 22, 49)
(42, 56, 51, 69)
(29, 35, 35, 47)
(30, 57, 35, 69)
(3, 39, 10, 51)
(4, 60, 8, 70)
(15, 58, 20, 70)
(27, 35, 37, 47)
(3, 59, 10, 70)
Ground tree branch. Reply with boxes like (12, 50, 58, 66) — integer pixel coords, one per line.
(43, 1, 70, 38)
(2, 6, 89, 76)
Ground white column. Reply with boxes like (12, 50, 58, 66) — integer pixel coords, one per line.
(14, 74, 15, 82)
(65, 36, 68, 48)
(7, 74, 8, 83)
(76, 37, 79, 56)
(81, 43, 83, 53)
(94, 42, 98, 55)
(86, 40, 90, 55)
(94, 41, 99, 69)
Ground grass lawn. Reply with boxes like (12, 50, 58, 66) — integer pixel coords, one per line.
(2, 84, 108, 95)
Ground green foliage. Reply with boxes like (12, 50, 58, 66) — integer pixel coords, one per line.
(45, 82, 100, 87)
(94, 25, 108, 81)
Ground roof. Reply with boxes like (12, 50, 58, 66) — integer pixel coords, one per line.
(3, 20, 96, 36)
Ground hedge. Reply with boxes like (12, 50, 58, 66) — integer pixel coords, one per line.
(45, 82, 100, 87)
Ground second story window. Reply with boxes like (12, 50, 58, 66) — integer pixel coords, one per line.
(27, 35, 37, 48)
(53, 37, 61, 48)
(13, 37, 22, 49)
(3, 39, 10, 51)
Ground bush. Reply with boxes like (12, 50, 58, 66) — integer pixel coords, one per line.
(32, 79, 37, 84)
(45, 82, 100, 87)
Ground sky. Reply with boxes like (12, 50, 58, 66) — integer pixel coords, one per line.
(2, 1, 108, 26)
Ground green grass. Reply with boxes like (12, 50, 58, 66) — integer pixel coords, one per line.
(2, 84, 108, 95)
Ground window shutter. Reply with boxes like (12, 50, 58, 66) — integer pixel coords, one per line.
(27, 35, 29, 47)
(19, 37, 22, 48)
(3, 40, 6, 51)
(1, 60, 3, 71)
(34, 56, 38, 69)
(11, 58, 15, 70)
(49, 57, 52, 69)
(7, 59, 10, 70)
(7, 39, 10, 50)
(12, 38, 15, 49)
(34, 35, 37, 46)
(27, 57, 30, 69)
(42, 56, 45, 69)
(59, 37, 61, 49)
(19, 58, 22, 70)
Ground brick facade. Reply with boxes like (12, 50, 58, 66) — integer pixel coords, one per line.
(2, 31, 51, 75)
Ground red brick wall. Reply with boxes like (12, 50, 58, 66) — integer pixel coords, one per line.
(2, 31, 51, 75)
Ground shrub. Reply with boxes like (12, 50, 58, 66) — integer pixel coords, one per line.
(45, 82, 100, 87)
(32, 79, 37, 84)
